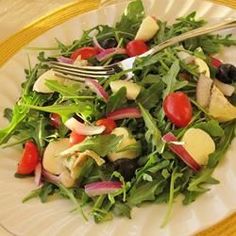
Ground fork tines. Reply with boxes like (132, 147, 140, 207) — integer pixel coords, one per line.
(50, 61, 115, 79)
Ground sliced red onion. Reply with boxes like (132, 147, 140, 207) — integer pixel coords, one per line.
(107, 107, 142, 120)
(85, 181, 122, 197)
(92, 36, 104, 51)
(65, 117, 105, 136)
(34, 163, 42, 187)
(85, 79, 109, 102)
(57, 56, 73, 64)
(162, 132, 201, 172)
(42, 169, 60, 184)
(96, 48, 127, 62)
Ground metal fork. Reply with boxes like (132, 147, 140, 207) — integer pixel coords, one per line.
(50, 18, 236, 81)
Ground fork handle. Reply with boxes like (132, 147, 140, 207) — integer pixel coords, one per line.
(141, 18, 236, 57)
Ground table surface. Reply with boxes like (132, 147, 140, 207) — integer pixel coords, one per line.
(0, 0, 235, 236)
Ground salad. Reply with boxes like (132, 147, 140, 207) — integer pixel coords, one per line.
(1, 0, 236, 226)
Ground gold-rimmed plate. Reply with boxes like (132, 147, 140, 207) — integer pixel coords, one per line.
(0, 1, 236, 235)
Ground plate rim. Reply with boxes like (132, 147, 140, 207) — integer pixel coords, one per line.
(0, 1, 236, 235)
(0, 0, 235, 68)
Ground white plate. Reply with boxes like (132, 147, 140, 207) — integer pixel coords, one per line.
(0, 0, 236, 235)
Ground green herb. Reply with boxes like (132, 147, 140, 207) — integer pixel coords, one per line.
(161, 169, 182, 227)
(162, 60, 180, 98)
(116, 0, 144, 34)
(139, 104, 164, 153)
(194, 120, 224, 137)
(137, 81, 164, 109)
(23, 182, 57, 203)
(24, 102, 93, 122)
(106, 87, 127, 113)
(208, 122, 236, 168)
(58, 134, 122, 158)
(183, 168, 219, 204)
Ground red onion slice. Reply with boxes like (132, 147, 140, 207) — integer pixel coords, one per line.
(42, 170, 60, 184)
(85, 79, 109, 102)
(107, 107, 142, 120)
(162, 132, 201, 172)
(34, 163, 42, 186)
(65, 117, 105, 136)
(92, 36, 104, 51)
(85, 181, 122, 197)
(57, 56, 73, 64)
(96, 48, 127, 61)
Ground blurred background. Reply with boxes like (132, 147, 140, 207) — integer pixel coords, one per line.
(0, 0, 73, 41)
(0, 0, 235, 42)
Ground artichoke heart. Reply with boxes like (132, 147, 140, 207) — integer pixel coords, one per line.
(64, 150, 105, 180)
(208, 86, 236, 122)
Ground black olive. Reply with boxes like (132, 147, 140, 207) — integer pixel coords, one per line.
(216, 64, 236, 84)
(99, 38, 118, 49)
(112, 159, 138, 180)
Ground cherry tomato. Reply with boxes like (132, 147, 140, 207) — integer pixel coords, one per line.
(96, 118, 116, 134)
(17, 141, 40, 175)
(210, 57, 222, 68)
(69, 132, 86, 146)
(70, 47, 99, 60)
(163, 92, 192, 128)
(50, 113, 61, 128)
(126, 40, 149, 57)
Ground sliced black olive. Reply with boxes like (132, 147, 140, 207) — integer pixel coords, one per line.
(112, 159, 138, 180)
(99, 38, 118, 49)
(216, 64, 236, 84)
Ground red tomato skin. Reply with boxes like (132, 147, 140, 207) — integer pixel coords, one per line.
(17, 141, 40, 175)
(69, 132, 86, 146)
(126, 40, 149, 57)
(50, 113, 61, 128)
(210, 57, 222, 68)
(70, 47, 98, 60)
(96, 118, 116, 134)
(163, 92, 192, 128)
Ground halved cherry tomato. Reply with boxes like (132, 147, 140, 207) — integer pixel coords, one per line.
(163, 92, 192, 128)
(50, 113, 61, 128)
(70, 47, 99, 60)
(96, 118, 116, 134)
(69, 131, 86, 146)
(210, 57, 222, 68)
(17, 141, 40, 175)
(126, 40, 148, 57)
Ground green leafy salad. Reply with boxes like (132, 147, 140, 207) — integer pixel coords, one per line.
(1, 0, 236, 226)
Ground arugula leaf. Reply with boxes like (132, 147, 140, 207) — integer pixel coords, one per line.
(3, 108, 12, 121)
(161, 169, 183, 227)
(106, 87, 127, 113)
(116, 142, 141, 154)
(183, 168, 219, 205)
(194, 120, 224, 137)
(58, 134, 122, 158)
(140, 74, 162, 85)
(187, 168, 219, 192)
(162, 60, 180, 98)
(23, 182, 56, 203)
(116, 0, 144, 35)
(112, 202, 131, 219)
(0, 64, 45, 145)
(24, 102, 93, 122)
(184, 34, 236, 55)
(139, 104, 164, 153)
(208, 122, 236, 168)
(45, 80, 81, 96)
(58, 184, 88, 220)
(154, 12, 206, 44)
(137, 81, 164, 109)
(128, 179, 165, 206)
